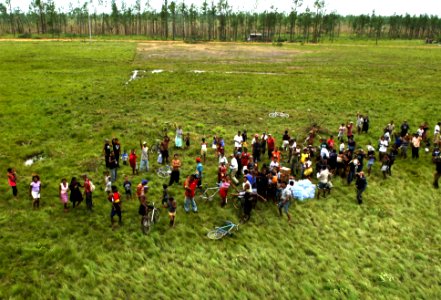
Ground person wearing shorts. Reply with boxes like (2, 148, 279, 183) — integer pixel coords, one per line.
(123, 176, 132, 201)
(29, 175, 41, 209)
(169, 154, 182, 186)
(163, 197, 177, 227)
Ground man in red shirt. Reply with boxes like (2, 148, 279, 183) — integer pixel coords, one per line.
(327, 135, 335, 149)
(267, 134, 275, 160)
(7, 168, 18, 198)
(241, 148, 251, 172)
(184, 174, 198, 213)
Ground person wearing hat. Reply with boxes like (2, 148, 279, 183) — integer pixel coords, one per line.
(139, 140, 149, 173)
(355, 171, 367, 204)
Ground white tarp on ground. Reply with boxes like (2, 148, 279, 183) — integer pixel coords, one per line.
(292, 179, 316, 201)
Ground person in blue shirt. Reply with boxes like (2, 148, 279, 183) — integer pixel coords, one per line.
(196, 157, 203, 188)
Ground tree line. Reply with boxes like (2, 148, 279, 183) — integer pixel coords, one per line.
(0, 0, 440, 43)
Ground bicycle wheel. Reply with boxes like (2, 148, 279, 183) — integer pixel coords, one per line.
(268, 112, 277, 118)
(233, 197, 242, 209)
(141, 215, 152, 234)
(207, 229, 225, 240)
(280, 112, 289, 118)
(153, 209, 160, 223)
(156, 168, 170, 178)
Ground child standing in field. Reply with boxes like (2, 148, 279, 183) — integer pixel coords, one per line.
(122, 176, 132, 201)
(219, 176, 230, 207)
(163, 196, 177, 227)
(121, 149, 128, 166)
(7, 168, 18, 198)
(59, 178, 69, 212)
(29, 175, 41, 209)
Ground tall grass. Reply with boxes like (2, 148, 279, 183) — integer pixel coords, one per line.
(0, 40, 440, 298)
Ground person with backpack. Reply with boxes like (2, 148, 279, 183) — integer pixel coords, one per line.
(355, 172, 367, 205)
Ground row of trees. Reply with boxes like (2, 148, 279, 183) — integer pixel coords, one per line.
(0, 0, 440, 42)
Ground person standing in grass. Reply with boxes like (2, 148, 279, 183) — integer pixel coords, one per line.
(234, 131, 243, 152)
(175, 126, 183, 149)
(108, 185, 122, 226)
(195, 157, 203, 188)
(29, 175, 41, 209)
(137, 179, 149, 222)
(163, 196, 177, 227)
(139, 141, 149, 173)
(411, 133, 422, 159)
(112, 138, 121, 167)
(337, 124, 346, 142)
(122, 175, 132, 201)
(184, 133, 191, 149)
(346, 121, 354, 140)
(7, 168, 18, 199)
(83, 174, 93, 211)
(103, 139, 111, 168)
(267, 134, 275, 160)
(432, 146, 441, 188)
(160, 135, 171, 165)
(108, 151, 118, 182)
(169, 153, 182, 186)
(200, 138, 208, 164)
(278, 181, 292, 222)
(355, 172, 367, 205)
(362, 115, 370, 133)
(69, 177, 83, 208)
(366, 143, 376, 176)
(184, 174, 198, 213)
(356, 113, 364, 135)
(129, 149, 138, 175)
(59, 178, 69, 212)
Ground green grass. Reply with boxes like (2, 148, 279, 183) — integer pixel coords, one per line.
(0, 40, 440, 299)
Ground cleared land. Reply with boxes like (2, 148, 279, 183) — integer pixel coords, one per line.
(0, 40, 440, 299)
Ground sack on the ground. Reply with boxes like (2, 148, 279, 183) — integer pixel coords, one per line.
(157, 153, 163, 164)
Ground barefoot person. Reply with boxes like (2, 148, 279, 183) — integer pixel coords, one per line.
(108, 186, 122, 226)
(163, 196, 177, 227)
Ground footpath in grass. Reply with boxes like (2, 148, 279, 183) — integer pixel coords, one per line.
(0, 40, 440, 298)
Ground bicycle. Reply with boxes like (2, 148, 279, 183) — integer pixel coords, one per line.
(207, 220, 239, 240)
(197, 184, 221, 202)
(156, 165, 172, 178)
(141, 202, 161, 234)
(149, 140, 161, 154)
(268, 111, 289, 118)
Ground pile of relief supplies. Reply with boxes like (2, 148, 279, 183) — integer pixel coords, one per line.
(291, 179, 316, 201)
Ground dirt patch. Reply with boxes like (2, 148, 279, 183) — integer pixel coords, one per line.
(136, 41, 310, 64)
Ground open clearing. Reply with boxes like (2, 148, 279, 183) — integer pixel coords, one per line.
(0, 40, 440, 299)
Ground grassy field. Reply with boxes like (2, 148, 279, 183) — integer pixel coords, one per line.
(0, 39, 440, 299)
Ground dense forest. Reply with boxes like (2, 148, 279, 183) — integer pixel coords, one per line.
(0, 0, 440, 42)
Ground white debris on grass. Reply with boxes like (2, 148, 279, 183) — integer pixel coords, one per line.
(125, 70, 147, 84)
(24, 155, 44, 166)
(191, 70, 206, 73)
(151, 69, 164, 74)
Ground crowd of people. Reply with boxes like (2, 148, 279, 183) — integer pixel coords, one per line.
(6, 115, 441, 228)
